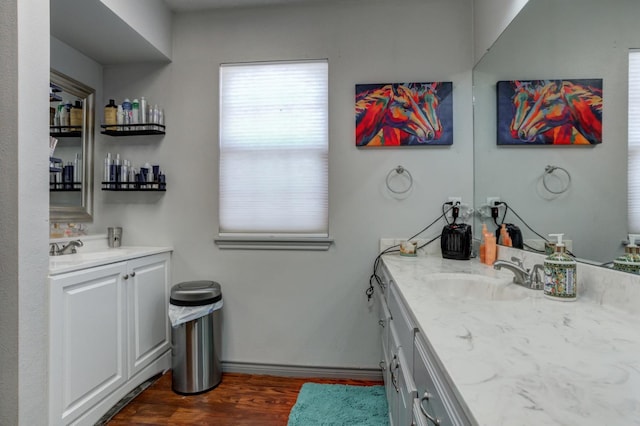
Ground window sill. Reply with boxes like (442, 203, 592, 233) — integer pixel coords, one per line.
(214, 236, 333, 251)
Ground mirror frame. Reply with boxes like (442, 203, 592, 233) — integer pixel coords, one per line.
(50, 69, 95, 223)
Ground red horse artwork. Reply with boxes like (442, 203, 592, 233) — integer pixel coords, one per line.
(497, 79, 603, 145)
(355, 82, 453, 147)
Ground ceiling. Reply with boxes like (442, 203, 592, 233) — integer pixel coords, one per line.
(164, 0, 333, 11)
(50, 0, 341, 65)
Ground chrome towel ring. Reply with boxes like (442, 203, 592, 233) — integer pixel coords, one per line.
(386, 165, 413, 194)
(543, 165, 571, 194)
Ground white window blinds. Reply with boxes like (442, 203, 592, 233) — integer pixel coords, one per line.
(219, 60, 329, 237)
(629, 50, 640, 232)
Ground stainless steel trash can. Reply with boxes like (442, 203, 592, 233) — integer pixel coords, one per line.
(170, 280, 222, 395)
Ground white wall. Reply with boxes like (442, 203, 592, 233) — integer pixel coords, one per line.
(473, 0, 529, 64)
(51, 36, 104, 100)
(474, 0, 639, 263)
(100, 0, 173, 60)
(99, 0, 474, 369)
(0, 0, 50, 424)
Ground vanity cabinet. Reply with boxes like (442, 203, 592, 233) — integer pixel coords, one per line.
(49, 252, 171, 426)
(378, 264, 417, 426)
(378, 262, 472, 426)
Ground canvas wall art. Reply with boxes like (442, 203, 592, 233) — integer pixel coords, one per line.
(496, 79, 603, 145)
(355, 82, 453, 147)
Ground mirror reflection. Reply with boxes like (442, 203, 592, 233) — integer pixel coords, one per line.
(473, 0, 640, 266)
(49, 69, 94, 223)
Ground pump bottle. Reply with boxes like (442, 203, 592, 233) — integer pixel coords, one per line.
(543, 233, 577, 301)
(613, 234, 640, 274)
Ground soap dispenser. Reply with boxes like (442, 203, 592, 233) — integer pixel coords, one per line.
(543, 233, 577, 301)
(613, 234, 640, 274)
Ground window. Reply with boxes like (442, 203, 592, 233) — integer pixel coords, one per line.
(629, 50, 640, 232)
(217, 60, 330, 249)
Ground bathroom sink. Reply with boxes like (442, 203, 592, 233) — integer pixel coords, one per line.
(423, 273, 532, 301)
(49, 248, 143, 272)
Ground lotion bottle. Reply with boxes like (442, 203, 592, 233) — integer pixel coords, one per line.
(543, 233, 577, 301)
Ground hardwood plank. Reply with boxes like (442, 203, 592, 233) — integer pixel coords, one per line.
(107, 371, 383, 425)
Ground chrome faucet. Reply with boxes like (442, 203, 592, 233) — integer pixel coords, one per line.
(49, 240, 83, 256)
(493, 257, 544, 290)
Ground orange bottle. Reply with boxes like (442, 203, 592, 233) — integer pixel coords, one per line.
(479, 224, 487, 263)
(485, 234, 497, 265)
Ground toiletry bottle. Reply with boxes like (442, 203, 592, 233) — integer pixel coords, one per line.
(140, 96, 148, 129)
(485, 234, 497, 265)
(74, 152, 81, 188)
(104, 99, 118, 130)
(479, 224, 488, 264)
(59, 101, 69, 132)
(631, 234, 640, 264)
(613, 234, 640, 273)
(122, 98, 132, 130)
(543, 233, 577, 301)
(132, 98, 140, 128)
(104, 153, 111, 185)
(70, 100, 83, 129)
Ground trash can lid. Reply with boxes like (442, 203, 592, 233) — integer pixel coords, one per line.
(170, 280, 222, 306)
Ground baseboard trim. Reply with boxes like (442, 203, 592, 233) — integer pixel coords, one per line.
(222, 361, 383, 381)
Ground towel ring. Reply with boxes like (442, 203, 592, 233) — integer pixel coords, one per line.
(386, 165, 413, 194)
(543, 165, 571, 194)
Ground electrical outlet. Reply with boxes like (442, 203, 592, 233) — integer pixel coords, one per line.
(447, 196, 462, 205)
(486, 197, 501, 207)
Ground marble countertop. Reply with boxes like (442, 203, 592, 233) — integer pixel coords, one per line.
(382, 254, 640, 426)
(49, 240, 172, 275)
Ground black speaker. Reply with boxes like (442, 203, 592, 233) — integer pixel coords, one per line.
(441, 224, 472, 260)
(495, 224, 524, 249)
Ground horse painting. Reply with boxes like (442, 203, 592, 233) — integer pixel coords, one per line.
(355, 82, 453, 147)
(497, 79, 602, 145)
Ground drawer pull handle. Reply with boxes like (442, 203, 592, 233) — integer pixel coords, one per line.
(389, 355, 399, 393)
(420, 392, 441, 425)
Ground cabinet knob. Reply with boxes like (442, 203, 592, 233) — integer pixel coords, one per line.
(123, 274, 129, 280)
(390, 354, 400, 393)
(130, 272, 136, 277)
(378, 319, 385, 327)
(420, 391, 441, 425)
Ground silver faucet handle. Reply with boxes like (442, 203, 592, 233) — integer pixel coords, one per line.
(529, 264, 545, 290)
(510, 256, 524, 268)
(49, 243, 60, 256)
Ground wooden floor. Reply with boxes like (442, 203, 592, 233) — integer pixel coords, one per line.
(107, 372, 383, 425)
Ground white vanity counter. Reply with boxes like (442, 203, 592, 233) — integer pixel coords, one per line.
(382, 254, 640, 425)
(49, 245, 173, 274)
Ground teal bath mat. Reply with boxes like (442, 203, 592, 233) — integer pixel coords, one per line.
(287, 383, 389, 426)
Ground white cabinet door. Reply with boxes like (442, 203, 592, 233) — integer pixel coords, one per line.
(126, 253, 171, 378)
(398, 347, 418, 426)
(49, 262, 127, 426)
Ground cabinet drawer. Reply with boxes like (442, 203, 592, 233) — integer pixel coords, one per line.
(389, 281, 417, 372)
(413, 332, 473, 426)
(377, 292, 392, 356)
(378, 262, 392, 297)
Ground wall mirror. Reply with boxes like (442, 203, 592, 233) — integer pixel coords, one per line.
(473, 0, 640, 266)
(50, 69, 94, 222)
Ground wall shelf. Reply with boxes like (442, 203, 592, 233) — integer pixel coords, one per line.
(50, 126, 82, 137)
(100, 124, 165, 136)
(101, 182, 166, 192)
